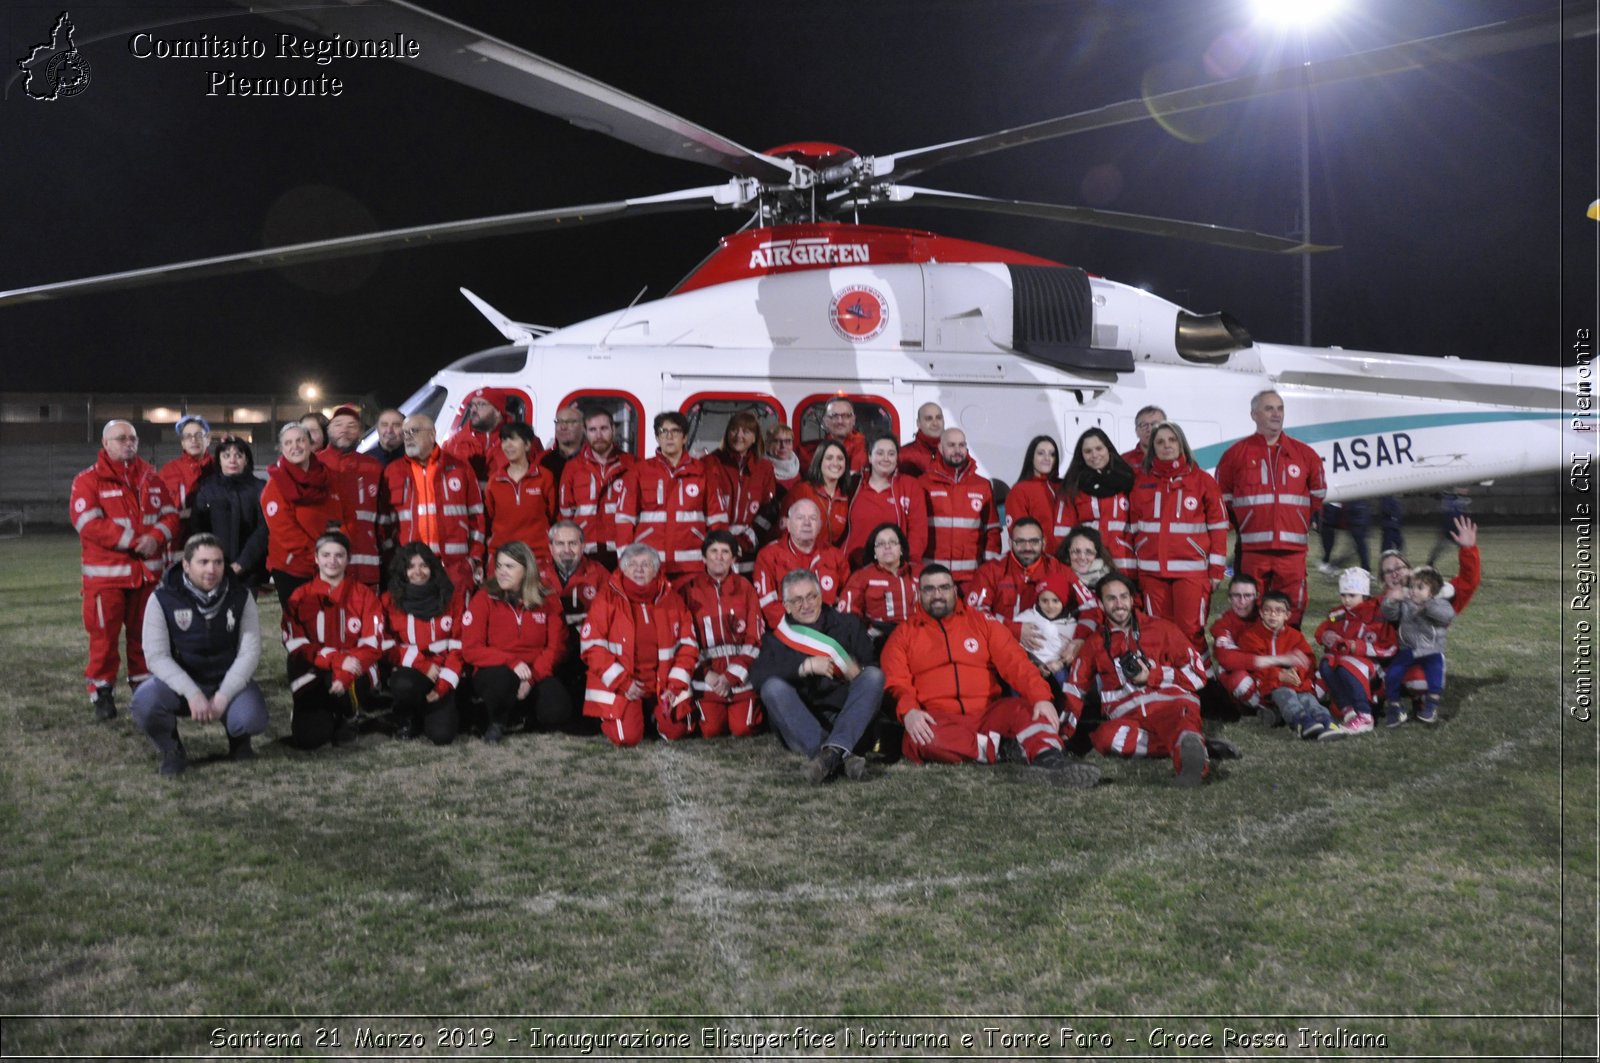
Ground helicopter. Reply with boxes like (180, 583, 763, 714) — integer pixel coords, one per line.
(2, 0, 1589, 502)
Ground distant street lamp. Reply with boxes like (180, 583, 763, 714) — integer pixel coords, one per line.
(1254, 0, 1342, 347)
(298, 382, 321, 409)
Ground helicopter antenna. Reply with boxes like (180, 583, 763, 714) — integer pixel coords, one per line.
(595, 285, 650, 349)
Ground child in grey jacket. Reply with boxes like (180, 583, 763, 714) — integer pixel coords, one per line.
(1380, 565, 1454, 727)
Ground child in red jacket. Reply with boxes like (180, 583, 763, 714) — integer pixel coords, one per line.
(1238, 591, 1343, 741)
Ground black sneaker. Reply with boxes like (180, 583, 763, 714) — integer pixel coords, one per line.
(997, 737, 1028, 764)
(482, 723, 504, 745)
(1175, 731, 1209, 788)
(158, 743, 187, 776)
(92, 688, 117, 721)
(1205, 736, 1243, 760)
(332, 719, 359, 746)
(842, 754, 868, 782)
(1031, 748, 1101, 788)
(803, 746, 843, 784)
(228, 735, 256, 761)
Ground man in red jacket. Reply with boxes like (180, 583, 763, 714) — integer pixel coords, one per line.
(881, 565, 1099, 786)
(1063, 573, 1227, 786)
(920, 428, 1001, 588)
(71, 420, 179, 719)
(798, 397, 867, 474)
(1214, 390, 1327, 626)
(443, 387, 528, 493)
(897, 402, 946, 477)
(379, 414, 486, 593)
(1120, 405, 1166, 468)
(752, 498, 849, 628)
(619, 411, 728, 580)
(965, 516, 1071, 650)
(158, 413, 212, 560)
(320, 404, 384, 587)
(559, 407, 634, 568)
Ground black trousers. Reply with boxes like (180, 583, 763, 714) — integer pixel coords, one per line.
(474, 666, 574, 731)
(388, 666, 460, 745)
(290, 669, 372, 749)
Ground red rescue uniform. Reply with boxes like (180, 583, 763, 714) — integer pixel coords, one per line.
(71, 451, 179, 692)
(579, 571, 700, 747)
(379, 447, 487, 594)
(965, 553, 1072, 639)
(1214, 431, 1327, 625)
(1129, 457, 1228, 653)
(920, 458, 1001, 585)
(705, 448, 778, 574)
(485, 464, 559, 565)
(558, 444, 634, 561)
(379, 590, 467, 698)
(158, 451, 211, 558)
(262, 458, 344, 581)
(675, 569, 765, 736)
(618, 453, 729, 579)
(751, 535, 850, 628)
(317, 445, 384, 586)
(843, 474, 929, 567)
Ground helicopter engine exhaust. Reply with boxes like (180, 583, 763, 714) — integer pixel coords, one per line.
(1174, 310, 1253, 364)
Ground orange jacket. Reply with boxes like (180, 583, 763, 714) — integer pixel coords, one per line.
(881, 599, 1050, 719)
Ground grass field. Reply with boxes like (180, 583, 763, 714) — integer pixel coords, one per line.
(0, 526, 1594, 1060)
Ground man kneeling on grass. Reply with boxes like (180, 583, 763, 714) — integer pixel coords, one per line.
(131, 534, 266, 775)
(880, 565, 1099, 787)
(749, 569, 882, 783)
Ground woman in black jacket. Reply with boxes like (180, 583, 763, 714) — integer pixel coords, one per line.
(191, 436, 267, 587)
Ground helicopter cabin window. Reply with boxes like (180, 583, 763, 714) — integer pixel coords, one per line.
(795, 394, 899, 450)
(559, 390, 643, 457)
(680, 393, 784, 458)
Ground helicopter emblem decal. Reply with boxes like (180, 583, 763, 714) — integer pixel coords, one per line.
(829, 284, 888, 343)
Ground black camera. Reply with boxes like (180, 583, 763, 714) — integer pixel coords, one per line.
(1117, 650, 1147, 676)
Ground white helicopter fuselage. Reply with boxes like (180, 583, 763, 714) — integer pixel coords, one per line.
(410, 257, 1571, 503)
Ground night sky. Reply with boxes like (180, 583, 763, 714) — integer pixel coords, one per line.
(2, 0, 1593, 402)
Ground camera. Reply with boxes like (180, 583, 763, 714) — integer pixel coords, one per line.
(1117, 650, 1147, 677)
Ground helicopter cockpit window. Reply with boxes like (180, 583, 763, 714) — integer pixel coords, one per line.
(796, 395, 898, 449)
(681, 395, 782, 457)
(360, 383, 446, 456)
(562, 390, 643, 458)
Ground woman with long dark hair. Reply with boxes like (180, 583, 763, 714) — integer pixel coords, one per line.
(461, 540, 570, 744)
(1060, 427, 1135, 565)
(706, 410, 778, 572)
(1005, 435, 1067, 553)
(844, 436, 927, 567)
(780, 438, 854, 548)
(380, 542, 465, 745)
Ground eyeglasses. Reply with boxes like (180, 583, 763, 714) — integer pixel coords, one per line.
(1228, 591, 1257, 600)
(919, 583, 956, 595)
(656, 427, 685, 437)
(556, 418, 583, 427)
(401, 428, 431, 438)
(179, 430, 207, 441)
(105, 434, 137, 443)
(825, 411, 854, 420)
(1011, 537, 1043, 547)
(783, 591, 821, 606)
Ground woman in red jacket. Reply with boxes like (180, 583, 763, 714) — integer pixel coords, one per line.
(485, 422, 559, 565)
(706, 411, 778, 574)
(839, 522, 924, 654)
(282, 531, 383, 749)
(380, 542, 465, 745)
(461, 540, 570, 744)
(1129, 422, 1229, 655)
(844, 437, 928, 567)
(780, 439, 854, 549)
(1060, 427, 1135, 566)
(1004, 435, 1065, 553)
(262, 421, 343, 613)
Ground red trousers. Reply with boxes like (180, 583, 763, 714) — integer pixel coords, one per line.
(694, 689, 763, 737)
(1140, 576, 1212, 655)
(593, 693, 693, 747)
(1240, 551, 1309, 627)
(82, 584, 155, 692)
(902, 697, 1063, 765)
(1089, 698, 1205, 776)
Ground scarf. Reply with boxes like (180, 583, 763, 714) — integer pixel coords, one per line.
(1150, 456, 1190, 483)
(769, 451, 800, 482)
(181, 571, 228, 619)
(773, 617, 856, 671)
(268, 455, 332, 506)
(1078, 462, 1133, 498)
(397, 576, 452, 620)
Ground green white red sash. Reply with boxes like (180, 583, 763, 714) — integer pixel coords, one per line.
(774, 618, 855, 671)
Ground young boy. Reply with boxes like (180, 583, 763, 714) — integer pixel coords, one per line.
(1314, 568, 1395, 735)
(1237, 590, 1343, 741)
(1380, 565, 1454, 727)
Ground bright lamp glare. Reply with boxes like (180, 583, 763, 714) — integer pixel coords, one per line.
(1253, 0, 1343, 27)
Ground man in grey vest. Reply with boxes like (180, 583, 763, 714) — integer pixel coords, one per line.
(130, 533, 267, 775)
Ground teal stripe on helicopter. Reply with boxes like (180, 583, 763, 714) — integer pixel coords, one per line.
(1191, 410, 1563, 468)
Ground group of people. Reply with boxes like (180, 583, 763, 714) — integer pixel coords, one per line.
(70, 388, 1479, 784)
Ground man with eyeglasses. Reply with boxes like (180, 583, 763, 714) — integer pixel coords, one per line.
(559, 407, 634, 568)
(1120, 405, 1167, 469)
(881, 565, 1098, 786)
(159, 414, 213, 559)
(71, 420, 179, 720)
(539, 404, 586, 483)
(444, 387, 534, 495)
(750, 569, 882, 783)
(616, 411, 728, 580)
(378, 414, 486, 592)
(966, 516, 1072, 653)
(799, 397, 867, 474)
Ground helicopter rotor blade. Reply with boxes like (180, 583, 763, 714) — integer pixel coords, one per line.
(879, 5, 1594, 183)
(844, 185, 1339, 254)
(0, 187, 732, 308)
(232, 0, 796, 184)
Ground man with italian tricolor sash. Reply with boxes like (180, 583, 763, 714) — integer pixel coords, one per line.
(749, 569, 883, 784)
